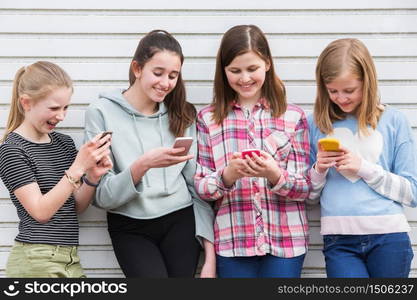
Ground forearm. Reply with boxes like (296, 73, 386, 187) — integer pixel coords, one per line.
(271, 117, 311, 201)
(94, 167, 143, 210)
(130, 156, 150, 185)
(195, 167, 234, 201)
(271, 170, 310, 201)
(307, 165, 327, 204)
(203, 238, 216, 264)
(199, 238, 216, 278)
(74, 173, 101, 213)
(358, 159, 415, 206)
(221, 165, 238, 188)
(29, 171, 80, 223)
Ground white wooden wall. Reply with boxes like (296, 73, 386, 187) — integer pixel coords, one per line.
(0, 0, 416, 278)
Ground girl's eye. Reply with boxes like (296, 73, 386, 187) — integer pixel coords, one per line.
(169, 74, 178, 80)
(329, 90, 337, 94)
(248, 67, 259, 72)
(153, 72, 162, 77)
(345, 90, 354, 94)
(229, 69, 240, 74)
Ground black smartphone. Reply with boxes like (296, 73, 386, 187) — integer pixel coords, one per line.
(99, 131, 112, 148)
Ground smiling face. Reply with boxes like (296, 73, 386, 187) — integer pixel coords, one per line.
(21, 87, 72, 138)
(325, 71, 364, 114)
(133, 50, 181, 105)
(224, 51, 270, 106)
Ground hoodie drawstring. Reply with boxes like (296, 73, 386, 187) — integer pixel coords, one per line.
(132, 114, 150, 187)
(159, 115, 168, 193)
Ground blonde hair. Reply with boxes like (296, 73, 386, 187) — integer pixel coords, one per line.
(2, 61, 73, 141)
(314, 38, 382, 136)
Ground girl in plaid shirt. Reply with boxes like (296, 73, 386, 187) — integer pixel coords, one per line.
(195, 25, 311, 278)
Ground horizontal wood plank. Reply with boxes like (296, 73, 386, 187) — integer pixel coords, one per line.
(1, 38, 416, 58)
(2, 0, 417, 10)
(1, 15, 416, 34)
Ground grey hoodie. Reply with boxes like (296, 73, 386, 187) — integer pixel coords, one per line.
(84, 89, 213, 243)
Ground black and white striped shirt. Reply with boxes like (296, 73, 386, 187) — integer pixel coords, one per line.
(0, 132, 79, 245)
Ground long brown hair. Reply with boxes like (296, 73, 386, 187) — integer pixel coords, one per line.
(212, 24, 287, 124)
(314, 38, 382, 135)
(128, 30, 195, 137)
(2, 61, 72, 142)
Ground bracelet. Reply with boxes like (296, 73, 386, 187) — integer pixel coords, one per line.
(81, 174, 100, 187)
(64, 170, 82, 189)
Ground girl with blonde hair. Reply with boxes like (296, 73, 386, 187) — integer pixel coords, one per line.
(0, 61, 112, 277)
(308, 38, 416, 277)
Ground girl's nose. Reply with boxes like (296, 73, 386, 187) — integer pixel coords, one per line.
(336, 93, 349, 102)
(160, 76, 170, 89)
(239, 72, 251, 83)
(56, 112, 65, 121)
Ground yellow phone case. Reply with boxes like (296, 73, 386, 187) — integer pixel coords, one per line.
(318, 138, 340, 151)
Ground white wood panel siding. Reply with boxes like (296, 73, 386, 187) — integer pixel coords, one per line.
(0, 1, 416, 278)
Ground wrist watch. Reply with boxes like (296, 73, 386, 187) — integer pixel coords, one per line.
(81, 174, 100, 187)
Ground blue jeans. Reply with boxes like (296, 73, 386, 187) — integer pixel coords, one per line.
(323, 232, 413, 278)
(216, 254, 305, 278)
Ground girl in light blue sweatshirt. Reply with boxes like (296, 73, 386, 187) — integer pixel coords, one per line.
(308, 38, 416, 277)
(84, 30, 215, 278)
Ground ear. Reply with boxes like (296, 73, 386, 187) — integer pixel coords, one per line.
(19, 95, 32, 111)
(265, 59, 271, 72)
(131, 60, 142, 80)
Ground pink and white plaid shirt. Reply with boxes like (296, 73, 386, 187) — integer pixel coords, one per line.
(195, 99, 310, 258)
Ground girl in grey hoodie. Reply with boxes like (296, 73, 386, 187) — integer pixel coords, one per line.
(84, 30, 215, 277)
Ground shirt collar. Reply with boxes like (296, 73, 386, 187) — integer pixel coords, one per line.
(231, 98, 270, 110)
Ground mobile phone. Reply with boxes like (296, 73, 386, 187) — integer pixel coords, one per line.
(99, 131, 112, 148)
(318, 138, 341, 152)
(100, 131, 113, 139)
(241, 148, 261, 159)
(172, 137, 193, 156)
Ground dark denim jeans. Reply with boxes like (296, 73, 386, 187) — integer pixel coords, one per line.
(323, 232, 413, 278)
(216, 253, 305, 278)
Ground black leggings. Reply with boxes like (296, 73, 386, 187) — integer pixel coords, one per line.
(107, 206, 200, 278)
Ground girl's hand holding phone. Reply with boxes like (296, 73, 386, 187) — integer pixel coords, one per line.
(222, 151, 282, 186)
(221, 152, 247, 186)
(141, 147, 194, 169)
(241, 150, 282, 185)
(315, 142, 344, 174)
(70, 132, 112, 179)
(335, 146, 362, 176)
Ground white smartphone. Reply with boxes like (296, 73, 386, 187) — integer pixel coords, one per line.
(172, 137, 193, 156)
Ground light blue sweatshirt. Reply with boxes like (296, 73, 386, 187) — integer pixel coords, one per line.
(308, 106, 417, 235)
(84, 89, 214, 243)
